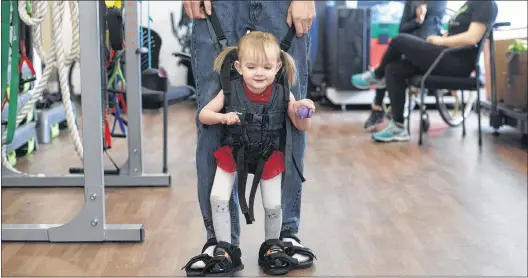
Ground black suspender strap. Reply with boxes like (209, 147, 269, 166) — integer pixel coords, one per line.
(235, 148, 251, 223)
(280, 70, 306, 184)
(203, 4, 228, 51)
(220, 52, 233, 107)
(279, 26, 296, 52)
(246, 157, 266, 224)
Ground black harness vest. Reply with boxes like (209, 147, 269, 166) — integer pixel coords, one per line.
(205, 8, 305, 225)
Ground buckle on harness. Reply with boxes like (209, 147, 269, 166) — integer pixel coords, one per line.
(214, 39, 228, 52)
(219, 38, 228, 49)
(260, 143, 272, 160)
(253, 114, 262, 123)
(280, 39, 291, 52)
(245, 113, 263, 123)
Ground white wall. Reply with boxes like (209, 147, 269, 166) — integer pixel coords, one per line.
(139, 1, 187, 86)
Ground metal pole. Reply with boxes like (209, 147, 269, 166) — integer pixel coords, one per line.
(47, 0, 107, 241)
(124, 1, 144, 176)
(2, 1, 144, 242)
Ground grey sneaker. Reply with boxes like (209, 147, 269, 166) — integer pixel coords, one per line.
(364, 109, 385, 131)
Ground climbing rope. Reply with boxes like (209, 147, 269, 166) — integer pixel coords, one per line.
(1, 1, 82, 174)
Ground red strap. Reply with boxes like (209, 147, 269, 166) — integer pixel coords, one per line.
(104, 110, 112, 148)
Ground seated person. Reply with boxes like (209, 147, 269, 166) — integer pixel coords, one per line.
(360, 0, 447, 131)
(352, 0, 498, 142)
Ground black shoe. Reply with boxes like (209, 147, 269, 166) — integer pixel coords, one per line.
(258, 239, 296, 276)
(279, 232, 317, 271)
(364, 109, 385, 131)
(202, 241, 244, 277)
(181, 237, 218, 277)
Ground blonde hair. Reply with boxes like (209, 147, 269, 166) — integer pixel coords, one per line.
(212, 31, 297, 87)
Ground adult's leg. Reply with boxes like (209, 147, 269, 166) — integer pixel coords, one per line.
(385, 60, 419, 125)
(373, 33, 447, 78)
(192, 0, 244, 256)
(250, 0, 316, 267)
(185, 2, 241, 273)
(250, 0, 309, 236)
(373, 88, 386, 107)
(353, 33, 469, 91)
(372, 60, 418, 142)
(364, 88, 387, 131)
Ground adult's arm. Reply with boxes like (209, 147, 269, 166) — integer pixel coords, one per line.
(440, 1, 496, 47)
(398, 1, 421, 34)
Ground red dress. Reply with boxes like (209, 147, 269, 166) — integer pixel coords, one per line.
(213, 82, 285, 180)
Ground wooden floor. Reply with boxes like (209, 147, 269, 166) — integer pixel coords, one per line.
(2, 101, 527, 276)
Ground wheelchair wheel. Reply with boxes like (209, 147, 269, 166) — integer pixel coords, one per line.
(421, 112, 430, 132)
(436, 89, 476, 127)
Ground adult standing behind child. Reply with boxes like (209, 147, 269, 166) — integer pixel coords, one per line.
(181, 0, 317, 276)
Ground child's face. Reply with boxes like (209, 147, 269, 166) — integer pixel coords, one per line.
(235, 45, 282, 93)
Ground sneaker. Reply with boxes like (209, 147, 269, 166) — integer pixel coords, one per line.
(351, 70, 386, 90)
(372, 121, 410, 142)
(364, 109, 385, 131)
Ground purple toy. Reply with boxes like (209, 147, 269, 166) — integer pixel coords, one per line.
(296, 105, 313, 119)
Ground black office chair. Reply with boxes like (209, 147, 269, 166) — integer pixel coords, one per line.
(407, 21, 511, 146)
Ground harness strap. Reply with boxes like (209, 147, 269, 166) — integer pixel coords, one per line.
(204, 5, 296, 53)
(280, 26, 296, 52)
(236, 147, 250, 222)
(281, 73, 306, 183)
(203, 3, 227, 52)
(246, 156, 266, 224)
(221, 54, 233, 108)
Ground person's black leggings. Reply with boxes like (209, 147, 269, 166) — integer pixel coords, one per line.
(373, 88, 386, 107)
(373, 34, 475, 124)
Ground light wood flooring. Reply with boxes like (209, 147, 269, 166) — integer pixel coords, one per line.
(2, 101, 527, 276)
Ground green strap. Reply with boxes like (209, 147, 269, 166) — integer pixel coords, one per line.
(5, 1, 21, 145)
(106, 57, 126, 89)
(116, 58, 125, 86)
(1, 0, 11, 106)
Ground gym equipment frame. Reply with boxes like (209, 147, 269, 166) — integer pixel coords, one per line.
(1, 1, 171, 188)
(2, 1, 144, 242)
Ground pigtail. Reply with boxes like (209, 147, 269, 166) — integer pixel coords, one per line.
(213, 46, 238, 73)
(280, 50, 297, 87)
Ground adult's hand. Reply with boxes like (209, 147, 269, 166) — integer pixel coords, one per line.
(286, 0, 316, 37)
(426, 35, 444, 46)
(183, 0, 211, 19)
(415, 4, 427, 24)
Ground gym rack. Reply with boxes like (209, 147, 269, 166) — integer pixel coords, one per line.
(1, 1, 152, 242)
(1, 1, 171, 188)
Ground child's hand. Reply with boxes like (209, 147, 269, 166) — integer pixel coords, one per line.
(293, 99, 316, 118)
(222, 112, 240, 125)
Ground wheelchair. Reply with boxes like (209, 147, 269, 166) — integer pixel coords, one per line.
(405, 21, 511, 146)
(381, 87, 477, 131)
(379, 8, 478, 133)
